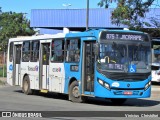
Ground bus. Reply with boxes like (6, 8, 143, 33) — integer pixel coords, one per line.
(7, 29, 151, 104)
(151, 38, 160, 83)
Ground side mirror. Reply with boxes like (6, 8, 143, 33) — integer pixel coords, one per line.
(94, 43, 99, 56)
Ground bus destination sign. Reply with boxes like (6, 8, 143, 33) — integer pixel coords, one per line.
(100, 32, 147, 41)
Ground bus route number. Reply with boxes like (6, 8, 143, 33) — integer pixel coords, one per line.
(106, 34, 143, 41)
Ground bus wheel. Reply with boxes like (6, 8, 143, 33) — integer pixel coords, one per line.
(110, 98, 127, 105)
(22, 76, 33, 95)
(69, 81, 85, 103)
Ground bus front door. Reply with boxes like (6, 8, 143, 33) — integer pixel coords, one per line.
(13, 43, 22, 86)
(40, 43, 50, 90)
(83, 41, 96, 94)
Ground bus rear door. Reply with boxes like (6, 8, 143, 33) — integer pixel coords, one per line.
(40, 41, 51, 90)
(13, 42, 22, 86)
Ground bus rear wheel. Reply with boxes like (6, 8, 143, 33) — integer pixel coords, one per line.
(22, 76, 33, 95)
(110, 98, 127, 105)
(69, 81, 85, 103)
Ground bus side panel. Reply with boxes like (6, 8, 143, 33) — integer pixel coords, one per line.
(49, 63, 65, 93)
(20, 62, 29, 87)
(64, 63, 81, 94)
(7, 58, 13, 86)
(28, 62, 39, 90)
(7, 42, 13, 86)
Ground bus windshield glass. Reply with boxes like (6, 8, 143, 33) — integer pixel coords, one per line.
(97, 34, 151, 73)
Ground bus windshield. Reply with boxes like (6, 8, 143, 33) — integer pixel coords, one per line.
(97, 41, 151, 73)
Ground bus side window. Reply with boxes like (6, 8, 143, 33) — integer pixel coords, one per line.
(51, 39, 64, 62)
(22, 41, 30, 62)
(30, 41, 39, 62)
(66, 39, 80, 62)
(9, 42, 13, 62)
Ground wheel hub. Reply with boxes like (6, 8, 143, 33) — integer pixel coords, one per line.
(72, 86, 80, 98)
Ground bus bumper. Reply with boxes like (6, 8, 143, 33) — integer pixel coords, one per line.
(94, 84, 151, 99)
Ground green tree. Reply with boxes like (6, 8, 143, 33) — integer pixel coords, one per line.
(98, 0, 160, 37)
(0, 8, 35, 51)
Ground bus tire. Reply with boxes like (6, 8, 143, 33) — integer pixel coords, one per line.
(110, 98, 127, 105)
(22, 76, 33, 95)
(69, 81, 85, 103)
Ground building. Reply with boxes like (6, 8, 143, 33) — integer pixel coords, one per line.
(30, 8, 160, 34)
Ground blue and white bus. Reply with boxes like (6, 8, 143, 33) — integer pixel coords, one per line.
(7, 29, 151, 104)
(151, 38, 160, 83)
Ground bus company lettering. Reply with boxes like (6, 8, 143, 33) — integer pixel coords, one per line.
(52, 67, 61, 72)
(28, 66, 38, 71)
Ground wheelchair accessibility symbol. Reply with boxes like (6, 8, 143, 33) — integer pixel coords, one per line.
(129, 64, 136, 73)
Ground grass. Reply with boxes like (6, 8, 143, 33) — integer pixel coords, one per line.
(0, 64, 7, 77)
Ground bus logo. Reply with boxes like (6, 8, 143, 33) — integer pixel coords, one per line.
(111, 82, 119, 87)
(28, 65, 39, 71)
(52, 67, 61, 72)
(9, 64, 13, 71)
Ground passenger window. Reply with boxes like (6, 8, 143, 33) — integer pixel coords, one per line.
(66, 39, 80, 62)
(9, 42, 13, 62)
(22, 41, 30, 62)
(51, 39, 64, 62)
(30, 41, 39, 62)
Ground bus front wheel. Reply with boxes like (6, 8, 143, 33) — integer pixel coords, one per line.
(69, 81, 85, 103)
(22, 76, 33, 95)
(110, 98, 127, 105)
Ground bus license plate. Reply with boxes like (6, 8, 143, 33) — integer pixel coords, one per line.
(123, 91, 132, 95)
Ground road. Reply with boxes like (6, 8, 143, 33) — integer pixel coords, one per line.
(0, 83, 160, 120)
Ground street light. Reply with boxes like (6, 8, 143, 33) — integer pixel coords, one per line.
(62, 4, 72, 9)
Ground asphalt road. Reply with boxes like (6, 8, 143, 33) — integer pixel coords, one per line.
(0, 83, 160, 120)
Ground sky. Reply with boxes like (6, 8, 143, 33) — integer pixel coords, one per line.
(0, 0, 159, 19)
(0, 0, 105, 19)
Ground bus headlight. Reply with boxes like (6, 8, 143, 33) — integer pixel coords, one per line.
(104, 83, 110, 90)
(144, 81, 151, 91)
(98, 79, 103, 85)
(98, 79, 110, 90)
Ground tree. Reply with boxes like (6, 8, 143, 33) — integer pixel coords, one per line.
(98, 0, 160, 37)
(0, 8, 35, 51)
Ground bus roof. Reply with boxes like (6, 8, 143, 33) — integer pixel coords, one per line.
(9, 33, 65, 42)
(9, 29, 148, 42)
(65, 29, 146, 38)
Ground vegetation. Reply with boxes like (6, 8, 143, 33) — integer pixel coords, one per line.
(0, 7, 35, 52)
(0, 64, 6, 77)
(98, 0, 160, 37)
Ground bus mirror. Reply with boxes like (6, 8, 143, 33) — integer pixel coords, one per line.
(94, 43, 99, 56)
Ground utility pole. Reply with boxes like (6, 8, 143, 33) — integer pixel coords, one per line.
(86, 0, 89, 30)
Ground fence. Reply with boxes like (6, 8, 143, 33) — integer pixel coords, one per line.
(0, 51, 7, 77)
